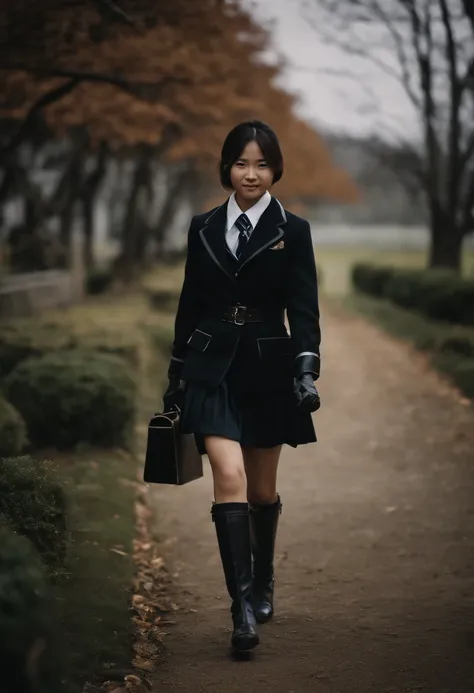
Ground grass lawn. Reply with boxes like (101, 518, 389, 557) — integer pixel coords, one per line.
(315, 246, 474, 296)
(52, 449, 137, 693)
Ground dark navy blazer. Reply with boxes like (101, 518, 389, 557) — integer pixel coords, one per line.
(170, 196, 321, 394)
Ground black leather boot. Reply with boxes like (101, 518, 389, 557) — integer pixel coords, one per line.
(249, 495, 282, 623)
(211, 502, 259, 652)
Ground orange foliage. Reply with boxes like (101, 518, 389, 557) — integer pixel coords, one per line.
(0, 0, 359, 205)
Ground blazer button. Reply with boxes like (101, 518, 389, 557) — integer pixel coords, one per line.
(234, 272, 238, 277)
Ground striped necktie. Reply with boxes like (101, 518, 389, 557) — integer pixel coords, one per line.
(235, 213, 253, 259)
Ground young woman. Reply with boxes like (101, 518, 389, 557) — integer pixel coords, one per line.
(163, 120, 321, 653)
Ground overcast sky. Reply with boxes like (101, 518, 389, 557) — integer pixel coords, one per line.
(241, 0, 421, 142)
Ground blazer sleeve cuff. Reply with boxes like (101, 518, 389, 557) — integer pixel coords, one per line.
(168, 356, 184, 380)
(295, 352, 320, 379)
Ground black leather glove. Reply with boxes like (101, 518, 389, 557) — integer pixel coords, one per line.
(163, 377, 185, 412)
(163, 359, 185, 412)
(294, 373, 321, 413)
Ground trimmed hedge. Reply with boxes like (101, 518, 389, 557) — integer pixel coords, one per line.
(434, 332, 474, 358)
(0, 526, 63, 693)
(4, 350, 136, 449)
(0, 322, 74, 380)
(352, 263, 474, 326)
(0, 397, 27, 457)
(431, 352, 474, 399)
(77, 330, 138, 367)
(0, 323, 138, 381)
(0, 456, 68, 572)
(351, 263, 395, 297)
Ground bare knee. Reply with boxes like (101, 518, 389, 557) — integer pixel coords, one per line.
(247, 487, 278, 506)
(217, 465, 247, 497)
(244, 446, 281, 506)
(205, 436, 247, 502)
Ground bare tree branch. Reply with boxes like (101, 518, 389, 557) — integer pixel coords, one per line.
(368, 0, 421, 109)
(301, 3, 406, 84)
(289, 63, 379, 103)
(406, 0, 442, 206)
(0, 78, 80, 163)
(0, 65, 189, 100)
(461, 0, 474, 32)
(0, 67, 189, 163)
(439, 0, 461, 216)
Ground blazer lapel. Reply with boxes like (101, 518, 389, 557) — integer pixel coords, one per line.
(237, 197, 287, 270)
(198, 202, 236, 282)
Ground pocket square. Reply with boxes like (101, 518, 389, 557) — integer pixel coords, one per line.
(269, 240, 285, 250)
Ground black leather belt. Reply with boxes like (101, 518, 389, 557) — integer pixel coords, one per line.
(221, 305, 285, 325)
(221, 305, 265, 325)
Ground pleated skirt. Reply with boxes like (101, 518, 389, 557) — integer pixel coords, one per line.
(180, 341, 317, 455)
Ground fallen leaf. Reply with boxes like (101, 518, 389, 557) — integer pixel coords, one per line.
(124, 675, 142, 686)
(131, 658, 154, 672)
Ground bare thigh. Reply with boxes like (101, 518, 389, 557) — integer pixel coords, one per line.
(204, 435, 247, 503)
(243, 445, 282, 505)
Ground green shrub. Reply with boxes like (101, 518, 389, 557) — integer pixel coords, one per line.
(147, 324, 174, 360)
(0, 456, 68, 572)
(416, 272, 474, 324)
(450, 359, 474, 398)
(0, 323, 139, 385)
(433, 332, 474, 358)
(383, 269, 425, 308)
(4, 351, 136, 449)
(431, 353, 474, 399)
(351, 263, 395, 297)
(86, 267, 114, 295)
(352, 263, 474, 326)
(0, 526, 64, 693)
(0, 323, 74, 380)
(0, 397, 27, 457)
(76, 330, 139, 366)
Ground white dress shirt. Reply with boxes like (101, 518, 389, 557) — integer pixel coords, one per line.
(225, 191, 272, 257)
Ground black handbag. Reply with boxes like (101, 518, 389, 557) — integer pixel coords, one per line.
(143, 407, 203, 485)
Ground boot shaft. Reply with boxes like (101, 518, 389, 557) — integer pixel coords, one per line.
(211, 502, 253, 604)
(249, 495, 282, 583)
(211, 502, 259, 650)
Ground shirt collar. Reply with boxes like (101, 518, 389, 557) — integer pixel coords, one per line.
(226, 191, 272, 231)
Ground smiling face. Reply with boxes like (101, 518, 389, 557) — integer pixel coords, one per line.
(229, 140, 274, 210)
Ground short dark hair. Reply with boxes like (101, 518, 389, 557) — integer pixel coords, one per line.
(219, 120, 284, 189)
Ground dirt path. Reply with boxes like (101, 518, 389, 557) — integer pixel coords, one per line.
(148, 302, 474, 693)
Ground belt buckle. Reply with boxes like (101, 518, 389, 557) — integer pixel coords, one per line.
(233, 305, 246, 325)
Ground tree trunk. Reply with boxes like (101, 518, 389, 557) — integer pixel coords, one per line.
(82, 195, 94, 268)
(428, 212, 463, 271)
(80, 142, 108, 270)
(58, 144, 85, 259)
(154, 166, 193, 258)
(116, 146, 152, 281)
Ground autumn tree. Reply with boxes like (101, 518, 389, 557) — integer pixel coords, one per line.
(0, 0, 357, 278)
